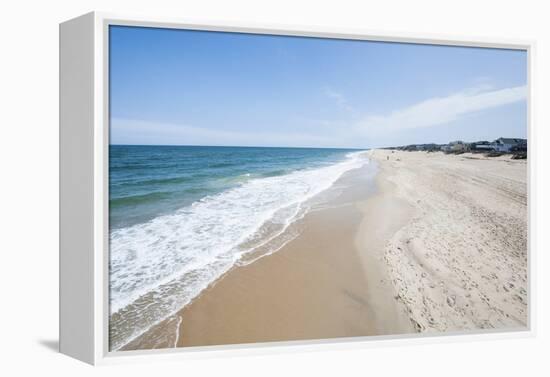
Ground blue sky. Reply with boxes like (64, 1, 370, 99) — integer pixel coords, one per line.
(109, 25, 527, 148)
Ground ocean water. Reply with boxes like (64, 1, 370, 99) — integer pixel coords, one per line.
(109, 145, 368, 350)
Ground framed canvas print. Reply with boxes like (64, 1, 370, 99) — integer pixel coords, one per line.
(59, 12, 534, 365)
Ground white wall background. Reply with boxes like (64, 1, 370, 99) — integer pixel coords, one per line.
(1, 0, 548, 375)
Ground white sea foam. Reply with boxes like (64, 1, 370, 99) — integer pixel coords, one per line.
(109, 151, 368, 350)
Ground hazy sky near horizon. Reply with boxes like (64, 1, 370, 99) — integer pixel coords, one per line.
(110, 25, 527, 148)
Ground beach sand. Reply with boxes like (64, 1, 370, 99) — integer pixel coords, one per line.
(122, 150, 527, 350)
(370, 150, 528, 332)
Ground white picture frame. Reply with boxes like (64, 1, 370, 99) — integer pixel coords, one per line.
(59, 11, 536, 365)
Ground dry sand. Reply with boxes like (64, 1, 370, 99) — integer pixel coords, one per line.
(122, 150, 528, 350)
(369, 150, 528, 332)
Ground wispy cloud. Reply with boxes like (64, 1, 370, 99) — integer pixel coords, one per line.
(356, 85, 527, 134)
(324, 87, 355, 114)
(110, 118, 335, 148)
(111, 85, 526, 149)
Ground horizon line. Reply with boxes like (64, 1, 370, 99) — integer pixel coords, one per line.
(109, 143, 369, 150)
(109, 136, 527, 150)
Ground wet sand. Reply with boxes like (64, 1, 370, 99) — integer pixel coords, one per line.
(123, 161, 414, 350)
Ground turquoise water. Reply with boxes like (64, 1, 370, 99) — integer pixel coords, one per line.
(108, 145, 368, 350)
(110, 145, 360, 229)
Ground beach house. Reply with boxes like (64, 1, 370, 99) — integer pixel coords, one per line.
(449, 140, 468, 152)
(493, 138, 527, 152)
(469, 141, 494, 152)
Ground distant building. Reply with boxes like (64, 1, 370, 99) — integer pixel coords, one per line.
(493, 138, 527, 152)
(395, 137, 527, 154)
(469, 141, 494, 152)
(449, 140, 467, 152)
(412, 143, 439, 151)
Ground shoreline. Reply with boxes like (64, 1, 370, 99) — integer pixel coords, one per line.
(122, 158, 414, 350)
(109, 150, 367, 351)
(120, 149, 527, 350)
